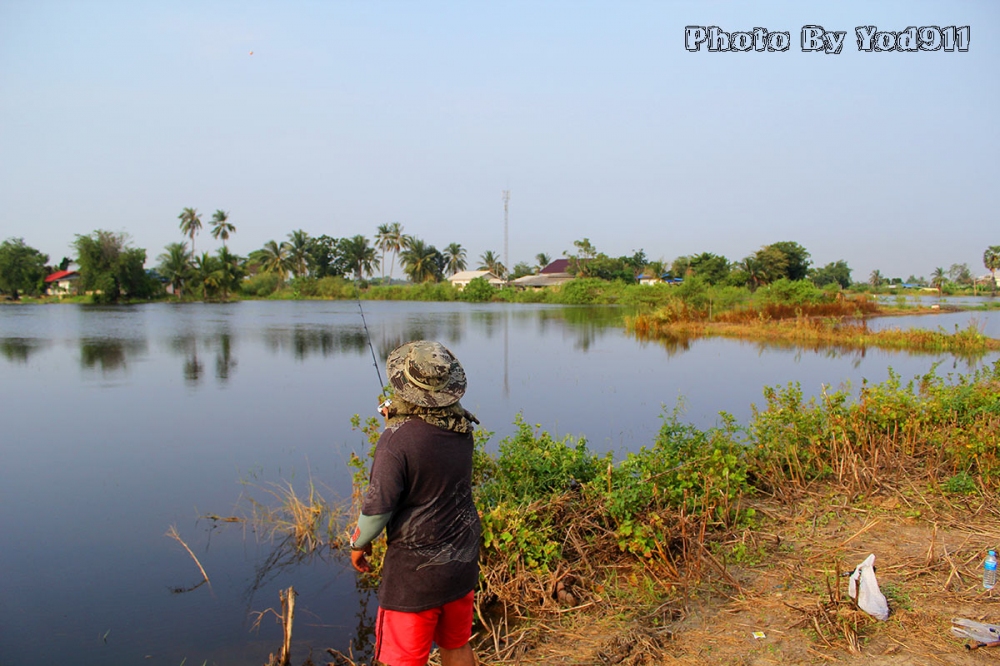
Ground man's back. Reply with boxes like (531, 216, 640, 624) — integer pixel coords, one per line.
(363, 417, 481, 612)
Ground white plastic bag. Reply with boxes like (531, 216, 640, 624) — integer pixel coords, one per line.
(848, 553, 889, 621)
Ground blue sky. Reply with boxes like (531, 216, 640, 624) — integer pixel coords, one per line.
(1, 1, 996, 281)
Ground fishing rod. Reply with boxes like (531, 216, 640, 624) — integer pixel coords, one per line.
(356, 294, 384, 389)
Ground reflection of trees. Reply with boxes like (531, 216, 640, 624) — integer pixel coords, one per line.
(536, 306, 623, 351)
(471, 310, 502, 338)
(243, 535, 334, 604)
(168, 332, 239, 385)
(80, 339, 146, 373)
(169, 336, 204, 385)
(349, 582, 377, 664)
(376, 316, 464, 361)
(215, 332, 237, 381)
(0, 338, 45, 364)
(631, 330, 695, 357)
(263, 326, 370, 360)
(184, 352, 204, 385)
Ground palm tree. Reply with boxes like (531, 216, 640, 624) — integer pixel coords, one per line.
(178, 207, 202, 255)
(215, 246, 244, 300)
(258, 239, 293, 285)
(443, 243, 467, 276)
(287, 229, 311, 279)
(210, 210, 236, 248)
(931, 267, 947, 296)
(869, 269, 884, 288)
(535, 252, 551, 273)
(157, 242, 192, 297)
(739, 256, 764, 291)
(375, 223, 393, 282)
(340, 235, 378, 281)
(384, 222, 405, 282)
(401, 238, 441, 283)
(193, 252, 222, 300)
(478, 250, 503, 277)
(984, 246, 1000, 295)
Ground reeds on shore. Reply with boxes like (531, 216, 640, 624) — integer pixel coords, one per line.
(627, 295, 1000, 358)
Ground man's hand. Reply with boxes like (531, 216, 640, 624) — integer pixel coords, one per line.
(351, 542, 373, 573)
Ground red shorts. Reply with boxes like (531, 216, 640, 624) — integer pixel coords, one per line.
(373, 591, 474, 666)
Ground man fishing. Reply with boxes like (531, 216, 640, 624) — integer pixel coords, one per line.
(350, 340, 481, 666)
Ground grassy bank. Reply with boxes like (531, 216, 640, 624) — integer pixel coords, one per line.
(461, 361, 1000, 663)
(224, 358, 1000, 662)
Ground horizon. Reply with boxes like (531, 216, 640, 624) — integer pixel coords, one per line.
(2, 1, 997, 282)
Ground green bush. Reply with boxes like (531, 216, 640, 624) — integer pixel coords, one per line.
(461, 277, 496, 303)
(316, 276, 356, 299)
(241, 272, 280, 297)
(476, 414, 607, 509)
(597, 410, 750, 557)
(753, 278, 827, 305)
(556, 278, 615, 304)
(366, 281, 459, 302)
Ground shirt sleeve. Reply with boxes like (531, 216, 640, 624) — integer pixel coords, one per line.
(351, 511, 392, 549)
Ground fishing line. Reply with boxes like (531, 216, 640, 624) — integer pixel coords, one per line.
(356, 296, 384, 388)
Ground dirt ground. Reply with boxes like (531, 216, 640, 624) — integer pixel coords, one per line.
(487, 487, 1000, 666)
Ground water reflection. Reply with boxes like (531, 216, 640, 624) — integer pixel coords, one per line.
(168, 335, 206, 385)
(376, 317, 465, 360)
(349, 582, 377, 664)
(633, 330, 695, 357)
(262, 326, 371, 360)
(0, 338, 46, 363)
(328, 580, 379, 665)
(167, 333, 239, 385)
(539, 306, 624, 351)
(79, 338, 147, 373)
(216, 332, 237, 381)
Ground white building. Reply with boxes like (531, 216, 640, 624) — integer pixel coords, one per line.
(448, 270, 504, 290)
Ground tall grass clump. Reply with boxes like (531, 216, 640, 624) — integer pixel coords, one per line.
(243, 479, 345, 553)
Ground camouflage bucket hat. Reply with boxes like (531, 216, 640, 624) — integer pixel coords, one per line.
(386, 340, 467, 408)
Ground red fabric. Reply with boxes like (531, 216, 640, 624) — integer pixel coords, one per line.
(374, 591, 474, 666)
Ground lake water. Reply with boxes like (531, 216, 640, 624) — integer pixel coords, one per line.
(2, 300, 998, 665)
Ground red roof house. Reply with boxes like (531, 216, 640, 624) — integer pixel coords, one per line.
(44, 270, 79, 296)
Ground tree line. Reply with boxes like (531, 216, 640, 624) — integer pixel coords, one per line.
(1, 208, 999, 302)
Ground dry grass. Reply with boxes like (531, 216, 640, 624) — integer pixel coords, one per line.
(243, 479, 349, 552)
(165, 524, 211, 593)
(474, 486, 1000, 665)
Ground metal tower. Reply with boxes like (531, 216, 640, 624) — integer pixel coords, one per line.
(502, 189, 510, 282)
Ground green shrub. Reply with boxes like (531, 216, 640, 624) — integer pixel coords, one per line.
(753, 278, 827, 305)
(476, 414, 606, 509)
(943, 472, 978, 495)
(461, 277, 496, 303)
(241, 272, 280, 297)
(316, 276, 356, 299)
(366, 281, 459, 302)
(556, 278, 612, 304)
